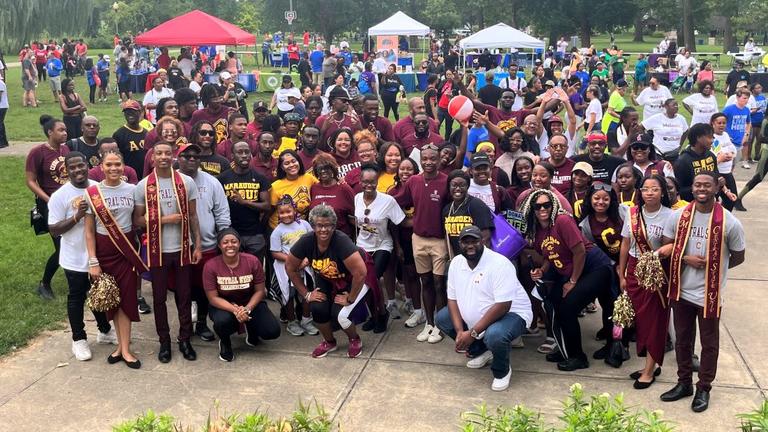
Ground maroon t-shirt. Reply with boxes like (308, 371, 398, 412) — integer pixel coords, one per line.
(393, 116, 439, 142)
(203, 253, 265, 306)
(362, 116, 395, 142)
(309, 182, 356, 237)
(190, 107, 235, 145)
(315, 114, 361, 152)
(344, 166, 363, 193)
(297, 150, 327, 174)
(393, 172, 449, 238)
(587, 216, 622, 263)
(546, 158, 576, 196)
(25, 144, 70, 196)
(216, 138, 258, 161)
(399, 130, 444, 155)
(333, 151, 361, 178)
(88, 165, 139, 184)
(246, 121, 262, 140)
(534, 214, 592, 277)
(483, 103, 532, 144)
(249, 155, 278, 182)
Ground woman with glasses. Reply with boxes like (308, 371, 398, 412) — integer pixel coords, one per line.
(624, 133, 674, 179)
(142, 116, 185, 177)
(344, 130, 379, 192)
(495, 127, 536, 183)
(443, 170, 494, 257)
(514, 162, 573, 213)
(268, 150, 318, 229)
(617, 174, 674, 389)
(309, 153, 355, 238)
(188, 120, 229, 176)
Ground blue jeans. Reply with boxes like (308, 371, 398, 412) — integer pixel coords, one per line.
(436, 307, 526, 378)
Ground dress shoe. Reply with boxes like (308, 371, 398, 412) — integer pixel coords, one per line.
(691, 389, 710, 412)
(546, 351, 565, 363)
(178, 340, 197, 361)
(107, 353, 123, 364)
(633, 376, 656, 389)
(158, 342, 172, 363)
(734, 200, 747, 212)
(557, 357, 589, 371)
(195, 322, 216, 342)
(37, 282, 55, 300)
(630, 367, 661, 380)
(660, 383, 694, 402)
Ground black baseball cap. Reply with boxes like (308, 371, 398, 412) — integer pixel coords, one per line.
(253, 101, 269, 112)
(470, 152, 491, 168)
(458, 225, 483, 240)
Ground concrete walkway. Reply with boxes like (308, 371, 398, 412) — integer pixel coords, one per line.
(0, 167, 766, 431)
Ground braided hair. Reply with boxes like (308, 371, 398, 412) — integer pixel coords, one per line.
(275, 194, 300, 222)
(519, 188, 567, 241)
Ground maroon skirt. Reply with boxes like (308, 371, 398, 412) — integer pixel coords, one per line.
(625, 256, 670, 365)
(96, 231, 140, 322)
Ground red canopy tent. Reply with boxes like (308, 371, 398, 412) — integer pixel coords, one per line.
(135, 10, 256, 46)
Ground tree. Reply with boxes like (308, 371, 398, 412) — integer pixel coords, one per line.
(0, 0, 97, 52)
(260, 0, 360, 44)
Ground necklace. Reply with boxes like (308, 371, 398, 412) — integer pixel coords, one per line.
(643, 206, 661, 219)
(449, 197, 468, 216)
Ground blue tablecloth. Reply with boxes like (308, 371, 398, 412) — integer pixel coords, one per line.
(475, 71, 511, 91)
(398, 57, 414, 67)
(396, 72, 428, 93)
(128, 73, 148, 94)
(270, 53, 290, 67)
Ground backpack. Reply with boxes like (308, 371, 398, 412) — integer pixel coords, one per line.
(358, 75, 371, 94)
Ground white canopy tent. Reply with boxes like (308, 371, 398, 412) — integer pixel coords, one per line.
(458, 23, 545, 71)
(368, 11, 430, 36)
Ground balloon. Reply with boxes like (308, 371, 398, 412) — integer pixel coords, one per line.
(447, 95, 473, 123)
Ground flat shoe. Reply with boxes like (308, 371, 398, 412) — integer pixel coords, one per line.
(629, 366, 661, 380)
(124, 358, 141, 369)
(633, 376, 655, 389)
(107, 353, 123, 364)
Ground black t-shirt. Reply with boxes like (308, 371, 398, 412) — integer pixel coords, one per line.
(66, 138, 101, 168)
(442, 195, 494, 256)
(217, 168, 271, 235)
(571, 154, 624, 184)
(423, 87, 438, 118)
(478, 84, 504, 107)
(199, 153, 231, 177)
(168, 67, 186, 90)
(725, 70, 750, 95)
(112, 126, 147, 177)
(290, 230, 361, 292)
(445, 53, 459, 72)
(298, 60, 311, 84)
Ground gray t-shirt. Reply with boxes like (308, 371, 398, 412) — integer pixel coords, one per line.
(135, 172, 198, 253)
(86, 181, 136, 235)
(621, 206, 675, 258)
(663, 207, 745, 307)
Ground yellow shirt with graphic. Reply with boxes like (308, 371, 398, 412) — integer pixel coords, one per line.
(269, 174, 318, 228)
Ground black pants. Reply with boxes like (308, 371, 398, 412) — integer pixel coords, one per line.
(262, 52, 269, 65)
(0, 108, 7, 147)
(36, 64, 47, 81)
(719, 172, 737, 211)
(381, 92, 399, 121)
(63, 115, 82, 141)
(438, 107, 454, 140)
(88, 84, 96, 104)
(37, 197, 61, 285)
(209, 302, 280, 342)
(64, 270, 111, 341)
(372, 250, 390, 278)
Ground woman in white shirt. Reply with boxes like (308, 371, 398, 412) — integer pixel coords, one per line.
(584, 85, 603, 135)
(682, 80, 719, 125)
(640, 98, 688, 162)
(632, 77, 671, 120)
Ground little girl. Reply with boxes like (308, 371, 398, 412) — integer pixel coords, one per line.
(614, 163, 641, 207)
(270, 195, 318, 337)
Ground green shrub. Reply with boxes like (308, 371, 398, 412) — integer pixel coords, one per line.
(738, 399, 768, 431)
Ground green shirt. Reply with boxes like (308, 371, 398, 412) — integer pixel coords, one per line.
(601, 90, 626, 132)
(611, 58, 625, 74)
(592, 69, 609, 81)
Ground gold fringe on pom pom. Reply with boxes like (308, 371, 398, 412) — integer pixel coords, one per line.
(87, 273, 121, 312)
(635, 251, 666, 292)
(611, 291, 635, 328)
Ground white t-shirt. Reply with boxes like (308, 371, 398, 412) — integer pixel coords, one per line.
(178, 58, 195, 79)
(641, 113, 689, 153)
(447, 248, 532, 329)
(0, 80, 8, 109)
(557, 40, 568, 53)
(499, 76, 527, 110)
(142, 87, 175, 122)
(468, 180, 494, 211)
(620, 206, 674, 259)
(372, 58, 387, 74)
(585, 98, 603, 126)
(270, 219, 313, 254)
(275, 87, 297, 112)
(635, 85, 672, 119)
(48, 181, 97, 272)
(677, 56, 697, 75)
(713, 132, 737, 174)
(682, 93, 719, 125)
(354, 192, 405, 252)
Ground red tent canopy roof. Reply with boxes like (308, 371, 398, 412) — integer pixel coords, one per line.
(134, 10, 256, 46)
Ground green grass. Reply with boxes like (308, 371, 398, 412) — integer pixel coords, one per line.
(0, 157, 68, 356)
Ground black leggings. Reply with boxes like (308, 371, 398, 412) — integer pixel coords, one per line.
(438, 107, 454, 140)
(37, 198, 61, 285)
(63, 115, 82, 141)
(209, 302, 281, 341)
(381, 92, 399, 121)
(719, 172, 738, 211)
(37, 64, 47, 81)
(89, 84, 96, 104)
(64, 270, 111, 340)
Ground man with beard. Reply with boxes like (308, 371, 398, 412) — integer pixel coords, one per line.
(544, 134, 576, 195)
(570, 133, 624, 184)
(216, 114, 256, 161)
(297, 126, 326, 171)
(112, 100, 147, 178)
(66, 115, 102, 168)
(360, 94, 395, 142)
(435, 225, 531, 391)
(247, 101, 270, 138)
(393, 97, 439, 142)
(399, 113, 443, 156)
(316, 87, 362, 151)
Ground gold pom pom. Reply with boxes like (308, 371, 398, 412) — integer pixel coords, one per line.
(635, 251, 666, 292)
(87, 273, 121, 312)
(611, 291, 635, 328)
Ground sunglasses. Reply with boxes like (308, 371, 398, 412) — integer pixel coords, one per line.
(422, 144, 439, 152)
(592, 182, 613, 192)
(198, 130, 215, 136)
(631, 144, 650, 151)
(415, 120, 429, 125)
(533, 201, 553, 211)
(364, 208, 371, 224)
(179, 154, 199, 160)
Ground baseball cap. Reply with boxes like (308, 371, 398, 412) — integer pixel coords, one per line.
(219, 71, 232, 80)
(616, 78, 628, 88)
(632, 132, 654, 147)
(470, 152, 491, 168)
(282, 74, 293, 82)
(572, 161, 594, 177)
(548, 115, 563, 124)
(121, 100, 141, 111)
(284, 112, 304, 123)
(253, 101, 269, 112)
(175, 143, 202, 158)
(544, 80, 556, 87)
(286, 87, 302, 99)
(458, 225, 483, 240)
(104, 55, 110, 61)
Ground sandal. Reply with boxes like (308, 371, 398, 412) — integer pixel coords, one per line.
(537, 337, 557, 354)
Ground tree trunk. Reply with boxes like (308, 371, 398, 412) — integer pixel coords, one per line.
(633, 15, 644, 42)
(723, 17, 735, 53)
(579, 14, 591, 47)
(681, 0, 696, 51)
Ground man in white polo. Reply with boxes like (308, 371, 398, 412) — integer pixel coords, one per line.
(435, 225, 532, 391)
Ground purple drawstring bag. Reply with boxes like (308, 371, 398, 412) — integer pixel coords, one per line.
(490, 212, 526, 261)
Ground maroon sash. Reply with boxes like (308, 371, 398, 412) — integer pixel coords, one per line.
(669, 202, 725, 318)
(630, 206, 667, 306)
(145, 169, 192, 268)
(86, 184, 148, 273)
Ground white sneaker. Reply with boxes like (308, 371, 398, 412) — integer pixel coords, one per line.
(510, 336, 525, 348)
(403, 299, 414, 315)
(416, 324, 433, 342)
(286, 320, 305, 336)
(427, 326, 443, 343)
(491, 369, 512, 391)
(466, 350, 493, 369)
(742, 162, 752, 169)
(191, 301, 198, 323)
(405, 309, 425, 328)
(71, 340, 92, 361)
(386, 301, 401, 319)
(96, 327, 118, 345)
(300, 317, 319, 335)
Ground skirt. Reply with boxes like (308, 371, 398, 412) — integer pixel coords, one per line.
(625, 256, 670, 364)
(96, 232, 140, 322)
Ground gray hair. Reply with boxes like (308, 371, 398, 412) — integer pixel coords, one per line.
(308, 204, 338, 228)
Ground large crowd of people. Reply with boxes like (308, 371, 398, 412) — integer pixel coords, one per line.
(21, 32, 756, 411)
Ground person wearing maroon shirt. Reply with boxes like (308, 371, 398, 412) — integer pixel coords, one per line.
(393, 97, 439, 143)
(249, 131, 279, 182)
(26, 115, 71, 300)
(523, 189, 614, 372)
(456, 78, 534, 146)
(175, 88, 198, 132)
(88, 139, 139, 184)
(316, 87, 362, 151)
(203, 228, 281, 362)
(156, 47, 171, 71)
(310, 153, 356, 237)
(506, 156, 534, 204)
(297, 125, 326, 171)
(246, 101, 270, 139)
(393, 144, 450, 343)
(141, 116, 185, 177)
(190, 84, 235, 146)
(545, 134, 576, 195)
(344, 130, 378, 192)
(188, 121, 230, 177)
(329, 128, 360, 178)
(143, 98, 191, 150)
(400, 113, 444, 155)
(216, 114, 256, 161)
(361, 94, 395, 143)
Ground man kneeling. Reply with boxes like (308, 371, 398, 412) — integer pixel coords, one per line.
(435, 226, 532, 391)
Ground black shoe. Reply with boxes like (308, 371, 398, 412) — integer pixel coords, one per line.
(178, 340, 197, 361)
(219, 337, 234, 362)
(660, 383, 694, 402)
(107, 352, 123, 364)
(361, 317, 376, 332)
(595, 327, 608, 341)
(279, 307, 288, 323)
(158, 342, 172, 363)
(546, 351, 565, 363)
(691, 389, 710, 412)
(692, 354, 700, 372)
(124, 357, 141, 369)
(734, 200, 747, 212)
(592, 344, 610, 359)
(630, 367, 661, 380)
(137, 296, 151, 314)
(665, 337, 674, 353)
(557, 357, 589, 371)
(373, 311, 389, 334)
(195, 322, 215, 342)
(245, 327, 259, 347)
(633, 376, 656, 389)
(37, 282, 55, 300)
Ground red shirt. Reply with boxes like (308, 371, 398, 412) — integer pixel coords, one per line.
(399, 131, 443, 155)
(216, 138, 258, 161)
(303, 32, 310, 46)
(546, 158, 576, 196)
(34, 49, 47, 64)
(393, 172, 449, 238)
(393, 116, 438, 142)
(362, 116, 395, 142)
(297, 149, 326, 173)
(88, 165, 139, 184)
(309, 182, 356, 237)
(287, 43, 300, 60)
(246, 121, 262, 139)
(249, 155, 278, 182)
(534, 214, 592, 277)
(438, 81, 453, 109)
(25, 144, 70, 196)
(333, 151, 360, 178)
(203, 253, 265, 305)
(190, 107, 235, 145)
(315, 114, 361, 152)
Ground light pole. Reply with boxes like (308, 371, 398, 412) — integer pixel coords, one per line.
(112, 2, 120, 35)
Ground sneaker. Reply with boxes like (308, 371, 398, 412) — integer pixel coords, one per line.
(279, 307, 288, 323)
(427, 326, 443, 343)
(361, 317, 377, 332)
(491, 369, 512, 391)
(244, 327, 259, 347)
(218, 337, 234, 362)
(586, 302, 598, 313)
(348, 337, 363, 358)
(311, 339, 338, 358)
(386, 301, 401, 319)
(300, 317, 319, 335)
(137, 296, 151, 314)
(286, 320, 305, 336)
(194, 322, 216, 342)
(466, 350, 493, 369)
(72, 340, 92, 361)
(403, 299, 414, 315)
(191, 301, 198, 323)
(405, 310, 426, 328)
(37, 282, 55, 300)
(523, 327, 541, 337)
(416, 324, 434, 342)
(97, 328, 118, 345)
(742, 162, 751, 169)
(510, 336, 524, 348)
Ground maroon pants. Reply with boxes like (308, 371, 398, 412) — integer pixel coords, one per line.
(150, 252, 192, 343)
(672, 299, 719, 392)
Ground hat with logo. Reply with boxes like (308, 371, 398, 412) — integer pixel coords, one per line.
(121, 99, 141, 111)
(572, 161, 594, 177)
(458, 225, 483, 240)
(470, 152, 491, 168)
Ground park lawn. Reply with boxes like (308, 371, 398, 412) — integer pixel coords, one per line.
(0, 156, 68, 356)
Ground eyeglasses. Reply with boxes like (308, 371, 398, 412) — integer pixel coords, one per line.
(199, 130, 215, 136)
(630, 144, 650, 151)
(314, 223, 335, 231)
(640, 187, 662, 193)
(179, 154, 199, 160)
(414, 120, 429, 125)
(533, 202, 553, 211)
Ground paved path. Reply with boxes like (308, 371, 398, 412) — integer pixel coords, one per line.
(1, 148, 766, 430)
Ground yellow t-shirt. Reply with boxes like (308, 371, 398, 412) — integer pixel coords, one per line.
(273, 136, 298, 158)
(269, 174, 318, 228)
(671, 199, 689, 210)
(139, 119, 154, 131)
(377, 172, 396, 193)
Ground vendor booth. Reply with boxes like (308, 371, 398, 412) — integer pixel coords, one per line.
(368, 11, 431, 93)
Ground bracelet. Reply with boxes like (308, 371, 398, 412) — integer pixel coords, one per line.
(305, 292, 312, 302)
(568, 278, 577, 284)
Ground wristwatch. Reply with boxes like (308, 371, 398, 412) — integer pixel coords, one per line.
(470, 328, 481, 339)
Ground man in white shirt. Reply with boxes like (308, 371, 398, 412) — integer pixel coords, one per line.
(435, 226, 532, 392)
(498, 63, 527, 111)
(556, 37, 568, 62)
(47, 152, 117, 361)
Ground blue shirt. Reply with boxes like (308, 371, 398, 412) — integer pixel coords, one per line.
(97, 60, 110, 73)
(723, 104, 751, 146)
(310, 50, 324, 72)
(340, 51, 352, 66)
(465, 126, 490, 167)
(46, 58, 62, 77)
(634, 59, 649, 79)
(575, 70, 590, 93)
(752, 94, 766, 124)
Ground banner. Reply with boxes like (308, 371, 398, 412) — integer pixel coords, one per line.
(376, 36, 398, 64)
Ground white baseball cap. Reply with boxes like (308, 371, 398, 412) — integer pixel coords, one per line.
(220, 71, 232, 80)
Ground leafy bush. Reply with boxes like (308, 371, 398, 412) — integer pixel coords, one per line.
(738, 399, 768, 431)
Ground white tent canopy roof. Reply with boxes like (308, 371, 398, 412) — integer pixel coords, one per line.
(459, 23, 545, 50)
(368, 11, 430, 36)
